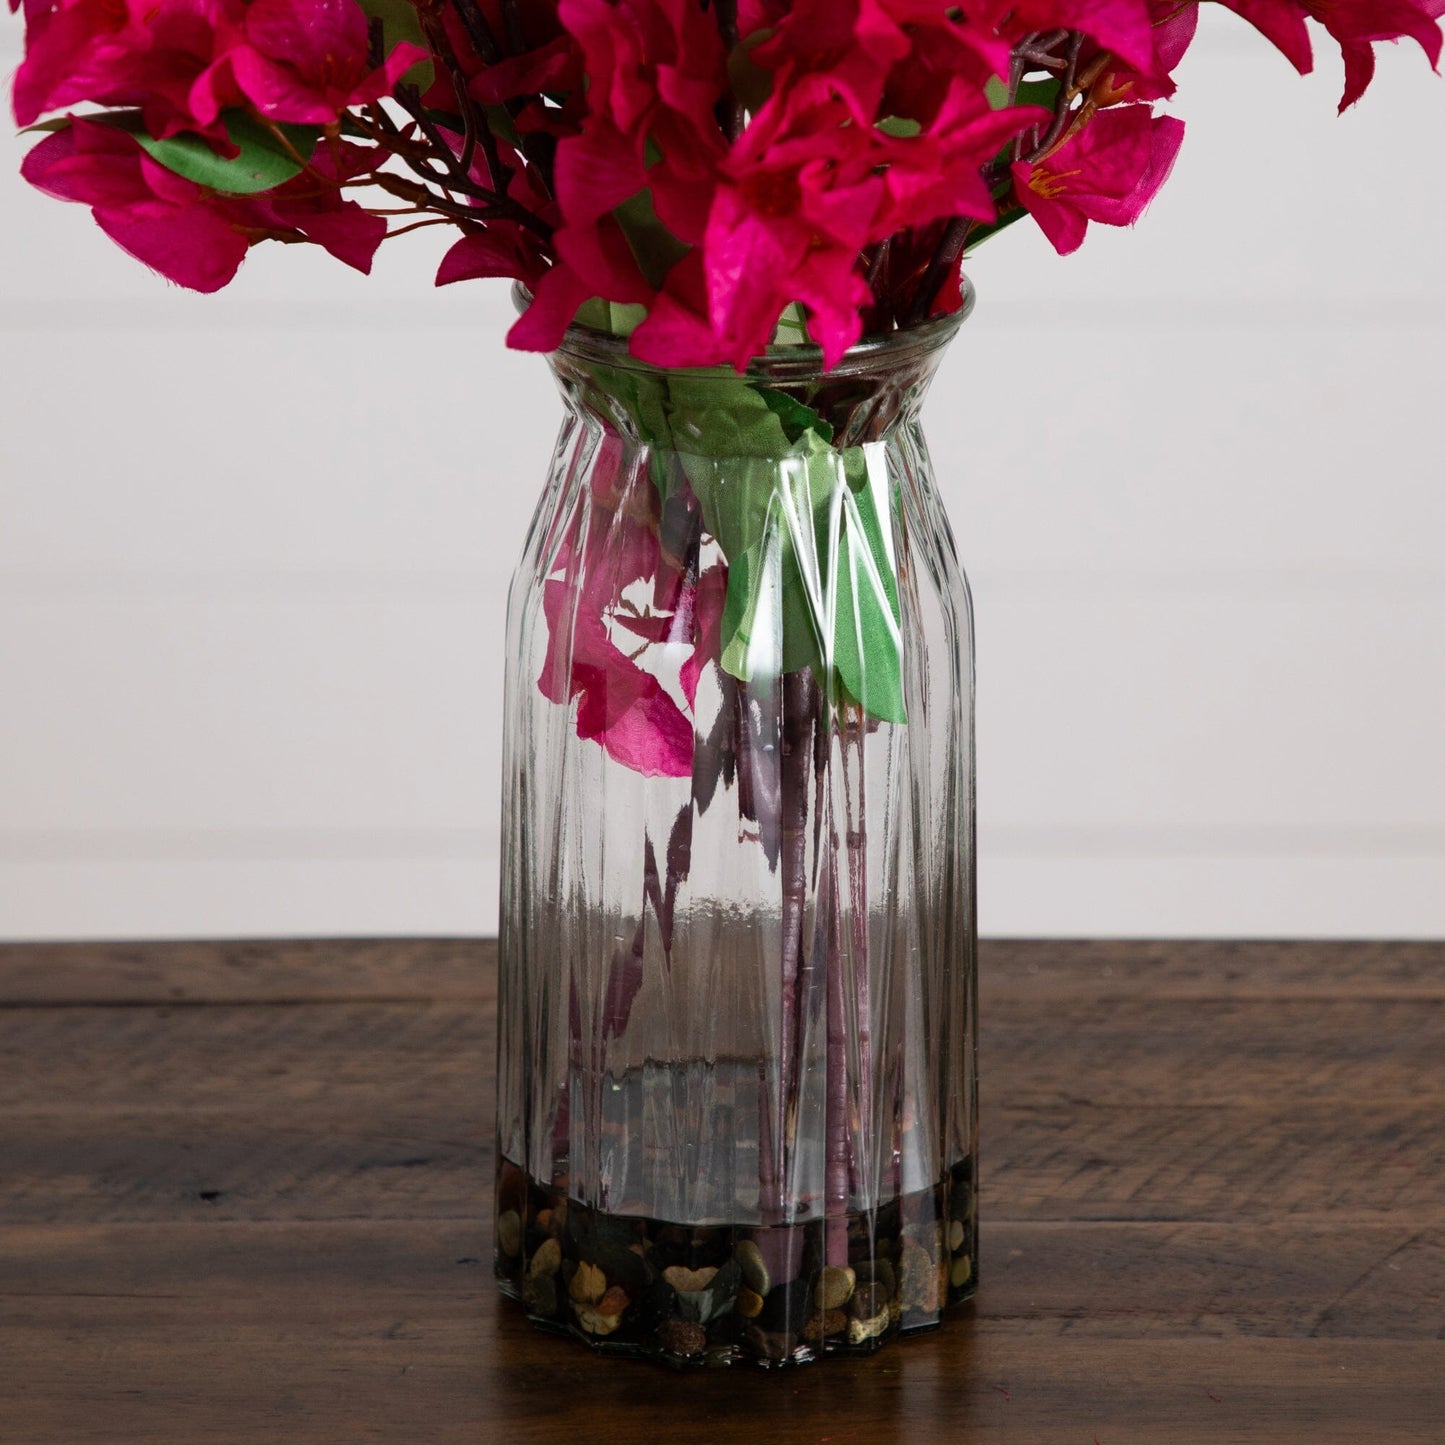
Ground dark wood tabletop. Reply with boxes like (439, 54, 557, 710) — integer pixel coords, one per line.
(2, 938, 1441, 1443)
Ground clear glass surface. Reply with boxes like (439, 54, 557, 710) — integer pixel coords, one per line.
(495, 298, 978, 1366)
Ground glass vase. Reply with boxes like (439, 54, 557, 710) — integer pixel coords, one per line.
(493, 291, 977, 1367)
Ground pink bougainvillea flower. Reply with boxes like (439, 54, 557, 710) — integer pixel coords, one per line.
(697, 92, 882, 367)
(22, 118, 385, 289)
(630, 73, 1044, 370)
(1217, 0, 1444, 109)
(627, 249, 731, 367)
(749, 0, 915, 123)
(542, 579, 696, 776)
(435, 134, 565, 310)
(241, 138, 388, 271)
(14, 0, 243, 138)
(471, 34, 580, 106)
(503, 260, 597, 351)
(437, 222, 550, 291)
(873, 78, 1050, 235)
(1311, 0, 1445, 108)
(1011, 105, 1186, 255)
(679, 562, 729, 710)
(191, 0, 427, 128)
(21, 118, 253, 288)
(549, 0, 729, 312)
(519, 0, 733, 342)
(537, 438, 702, 778)
(971, 0, 1161, 76)
(14, 0, 423, 138)
(1085, 0, 1201, 104)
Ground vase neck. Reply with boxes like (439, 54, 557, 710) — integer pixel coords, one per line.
(547, 309, 964, 452)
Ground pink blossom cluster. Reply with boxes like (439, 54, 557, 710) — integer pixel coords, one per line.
(13, 0, 426, 286)
(11, 0, 1445, 365)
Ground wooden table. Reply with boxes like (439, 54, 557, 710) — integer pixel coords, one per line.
(2, 939, 1441, 1443)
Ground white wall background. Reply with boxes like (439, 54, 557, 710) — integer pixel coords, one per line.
(1, 13, 1442, 940)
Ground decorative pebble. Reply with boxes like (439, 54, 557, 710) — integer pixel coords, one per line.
(496, 1210, 522, 1257)
(849, 1283, 889, 1321)
(856, 1259, 896, 1298)
(948, 1219, 966, 1253)
(950, 1254, 973, 1289)
(757, 1276, 812, 1333)
(528, 1237, 561, 1279)
(734, 1240, 771, 1297)
(899, 1244, 939, 1312)
(814, 1265, 856, 1312)
(574, 1284, 630, 1336)
(575, 1305, 622, 1336)
(569, 1260, 607, 1306)
(903, 1221, 943, 1259)
(656, 1319, 707, 1356)
(800, 1308, 847, 1343)
(663, 1265, 718, 1293)
(736, 1286, 765, 1318)
(598, 1284, 630, 1315)
(592, 1240, 648, 1295)
(522, 1274, 557, 1317)
(847, 1308, 890, 1345)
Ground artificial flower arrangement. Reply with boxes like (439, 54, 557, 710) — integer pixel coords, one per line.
(14, 0, 1442, 358)
(14, 0, 1443, 1369)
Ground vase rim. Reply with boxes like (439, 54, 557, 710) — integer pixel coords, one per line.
(515, 279, 973, 381)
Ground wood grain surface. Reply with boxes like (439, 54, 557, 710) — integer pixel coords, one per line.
(1, 939, 1441, 1443)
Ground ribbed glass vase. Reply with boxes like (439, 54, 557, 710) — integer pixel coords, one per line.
(494, 291, 978, 1367)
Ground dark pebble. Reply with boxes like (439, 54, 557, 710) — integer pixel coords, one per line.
(656, 1319, 707, 1356)
(850, 1282, 890, 1320)
(757, 1275, 813, 1333)
(522, 1274, 558, 1317)
(856, 1259, 897, 1298)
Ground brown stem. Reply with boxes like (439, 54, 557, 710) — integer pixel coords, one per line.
(906, 29, 1091, 323)
(842, 705, 871, 1198)
(774, 669, 817, 1219)
(734, 679, 757, 826)
(380, 216, 457, 237)
(710, 0, 745, 142)
(823, 833, 850, 1267)
(1025, 31, 1086, 163)
(384, 91, 552, 237)
(368, 171, 511, 226)
(904, 216, 973, 326)
(499, 0, 525, 54)
(451, 0, 502, 65)
(414, 10, 505, 191)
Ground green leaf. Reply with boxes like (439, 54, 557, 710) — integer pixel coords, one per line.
(614, 187, 689, 289)
(831, 465, 906, 722)
(770, 302, 813, 348)
(355, 0, 435, 89)
(22, 110, 319, 194)
(757, 387, 834, 445)
(876, 115, 922, 138)
(136, 112, 318, 194)
(574, 298, 647, 337)
(1014, 77, 1063, 112)
(569, 361, 907, 720)
(667, 374, 797, 466)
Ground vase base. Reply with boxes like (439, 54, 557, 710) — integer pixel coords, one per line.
(494, 1155, 976, 1368)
